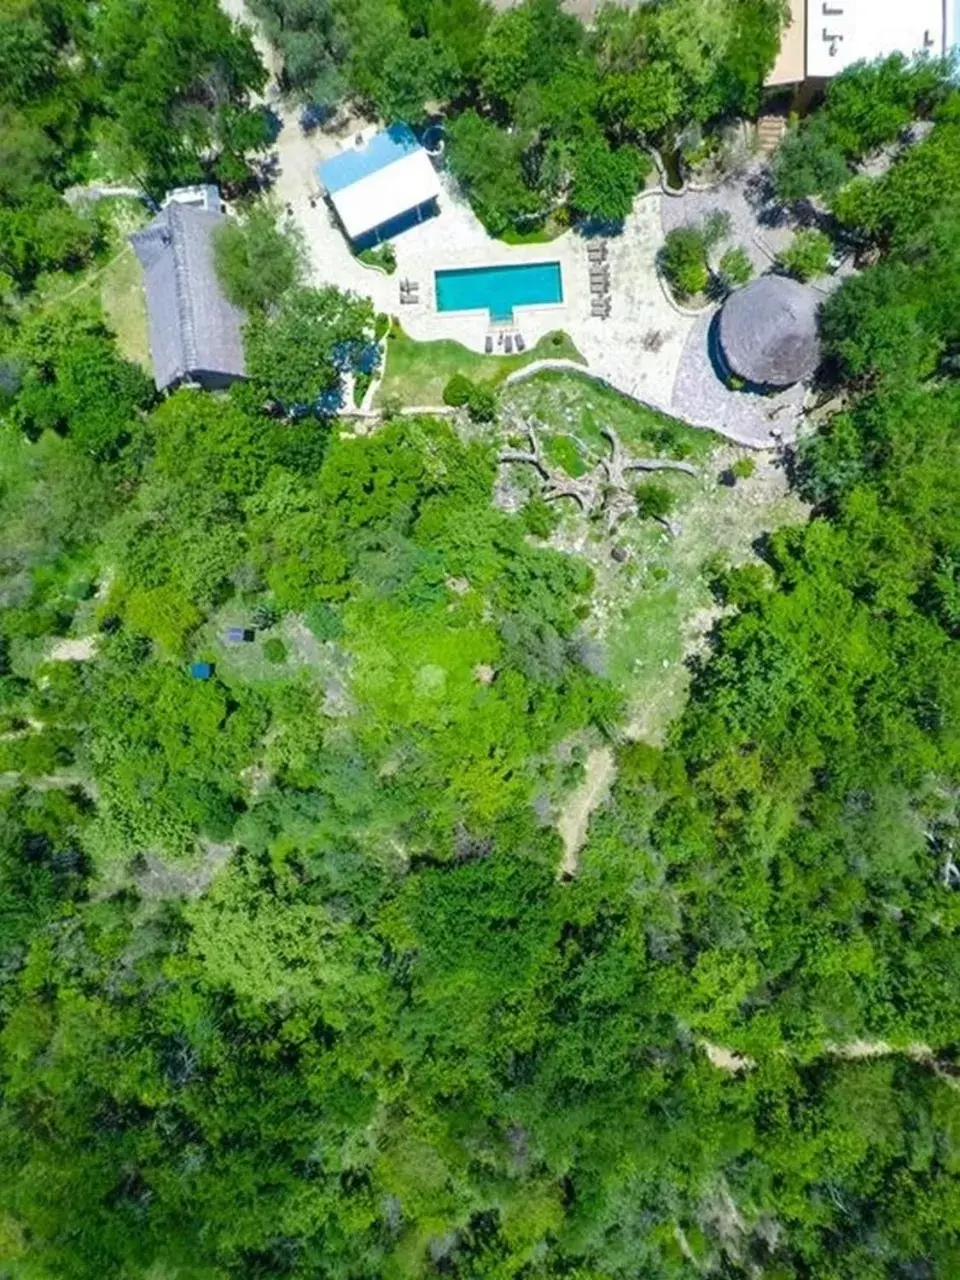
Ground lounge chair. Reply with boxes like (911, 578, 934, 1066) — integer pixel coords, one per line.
(515, 333, 525, 352)
(485, 335, 493, 354)
(504, 334, 514, 354)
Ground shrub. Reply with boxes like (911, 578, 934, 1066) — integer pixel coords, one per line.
(374, 313, 391, 342)
(702, 210, 731, 248)
(358, 242, 397, 274)
(719, 246, 753, 288)
(660, 226, 709, 298)
(251, 601, 280, 630)
(778, 229, 833, 281)
(731, 456, 756, 480)
(635, 483, 676, 519)
(522, 497, 561, 538)
(263, 637, 287, 663)
(443, 374, 474, 408)
(466, 381, 497, 422)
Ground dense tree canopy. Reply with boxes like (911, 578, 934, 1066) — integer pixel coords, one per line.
(1, 16, 960, 1280)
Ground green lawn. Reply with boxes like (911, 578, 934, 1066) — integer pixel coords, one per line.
(375, 326, 585, 408)
(35, 238, 151, 372)
(98, 245, 151, 369)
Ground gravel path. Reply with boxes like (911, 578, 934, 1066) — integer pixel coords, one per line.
(660, 163, 796, 272)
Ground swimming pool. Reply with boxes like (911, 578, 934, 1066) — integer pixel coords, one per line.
(435, 262, 563, 322)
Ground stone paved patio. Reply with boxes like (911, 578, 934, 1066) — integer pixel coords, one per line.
(671, 309, 806, 447)
(660, 162, 796, 274)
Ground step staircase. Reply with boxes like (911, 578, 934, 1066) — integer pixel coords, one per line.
(757, 115, 788, 157)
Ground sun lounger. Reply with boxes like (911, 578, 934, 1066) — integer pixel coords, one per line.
(504, 335, 513, 354)
(515, 334, 525, 352)
(485, 335, 493, 354)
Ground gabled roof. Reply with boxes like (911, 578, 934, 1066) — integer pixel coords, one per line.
(317, 124, 442, 242)
(130, 204, 246, 391)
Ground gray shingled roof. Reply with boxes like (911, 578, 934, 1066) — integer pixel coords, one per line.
(131, 204, 246, 391)
(719, 275, 821, 387)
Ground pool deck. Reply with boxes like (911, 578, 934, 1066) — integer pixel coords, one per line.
(266, 112, 805, 447)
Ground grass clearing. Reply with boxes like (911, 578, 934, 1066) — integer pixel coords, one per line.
(34, 219, 151, 372)
(376, 325, 584, 408)
(500, 373, 809, 745)
(505, 369, 713, 463)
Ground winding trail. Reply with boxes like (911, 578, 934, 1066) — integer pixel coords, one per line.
(556, 746, 616, 878)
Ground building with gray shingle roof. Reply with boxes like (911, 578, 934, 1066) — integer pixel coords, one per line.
(131, 203, 246, 392)
(719, 275, 821, 388)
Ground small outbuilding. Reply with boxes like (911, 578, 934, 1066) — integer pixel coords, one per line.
(131, 202, 246, 393)
(225, 627, 255, 644)
(317, 123, 441, 251)
(718, 275, 821, 389)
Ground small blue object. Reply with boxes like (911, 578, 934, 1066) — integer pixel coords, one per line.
(190, 661, 213, 680)
(435, 261, 564, 323)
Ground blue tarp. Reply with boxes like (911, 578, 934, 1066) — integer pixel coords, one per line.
(318, 124, 421, 194)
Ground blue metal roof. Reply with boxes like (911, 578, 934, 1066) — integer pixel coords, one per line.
(318, 124, 421, 194)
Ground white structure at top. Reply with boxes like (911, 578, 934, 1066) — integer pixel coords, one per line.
(767, 0, 957, 86)
(807, 0, 947, 77)
(161, 184, 223, 214)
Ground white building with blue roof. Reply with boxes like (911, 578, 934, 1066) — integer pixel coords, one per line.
(318, 124, 442, 251)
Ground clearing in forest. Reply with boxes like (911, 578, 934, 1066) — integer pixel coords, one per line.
(499, 372, 809, 745)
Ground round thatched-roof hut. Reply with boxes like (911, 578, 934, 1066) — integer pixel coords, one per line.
(718, 275, 821, 388)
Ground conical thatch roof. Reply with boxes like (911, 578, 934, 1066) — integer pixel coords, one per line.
(719, 275, 821, 387)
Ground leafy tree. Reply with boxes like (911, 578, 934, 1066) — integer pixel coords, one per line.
(599, 63, 684, 142)
(91, 0, 269, 195)
(11, 304, 154, 458)
(446, 110, 542, 234)
(244, 285, 377, 412)
(247, 0, 347, 104)
(570, 135, 646, 225)
(773, 112, 852, 202)
(213, 204, 304, 313)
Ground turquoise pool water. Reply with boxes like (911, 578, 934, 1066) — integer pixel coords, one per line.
(435, 262, 563, 322)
